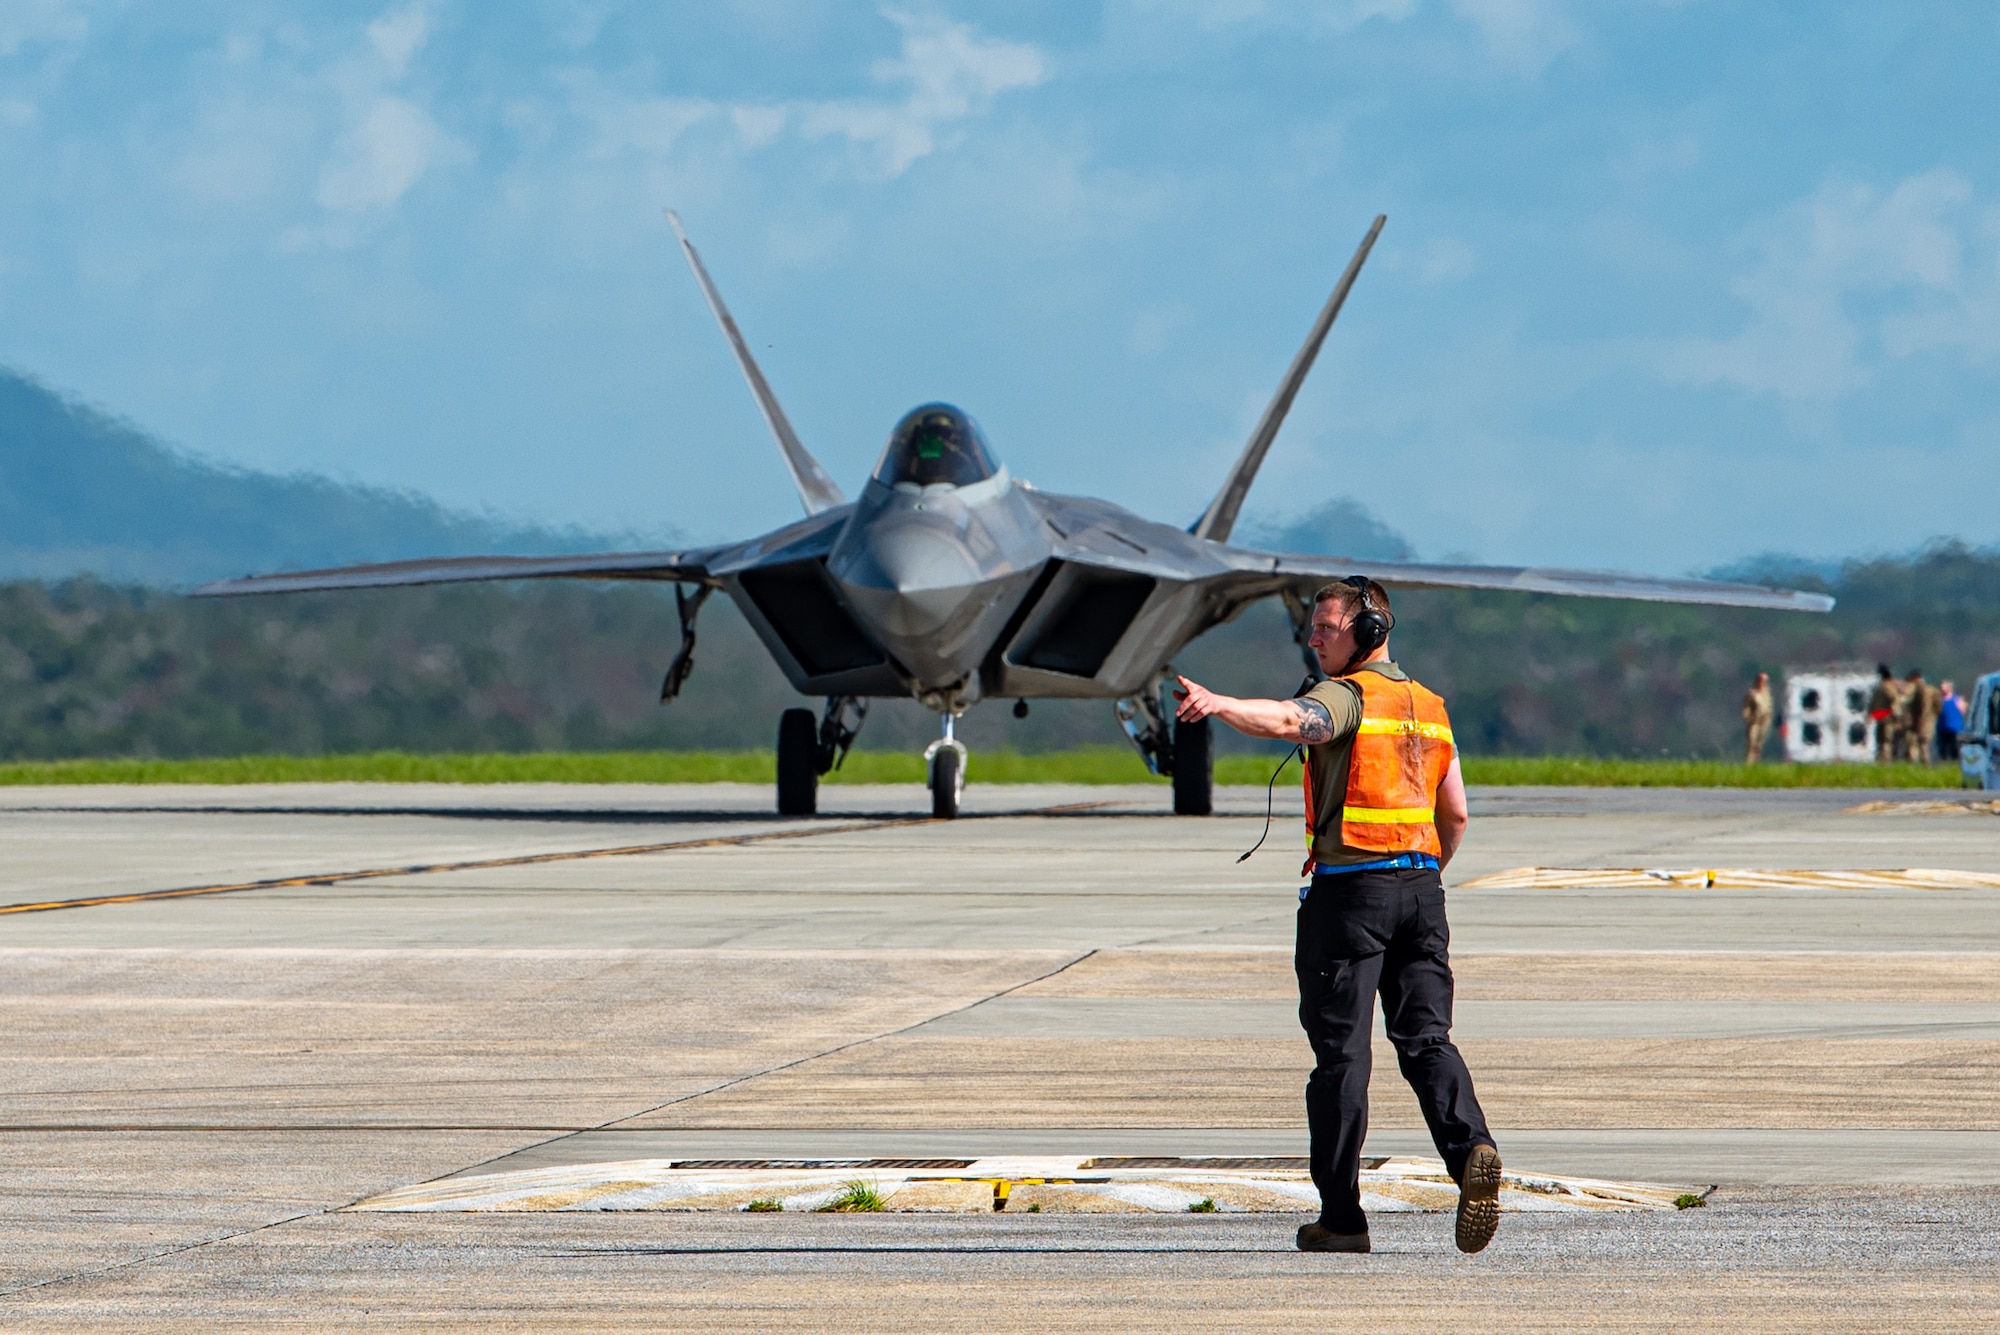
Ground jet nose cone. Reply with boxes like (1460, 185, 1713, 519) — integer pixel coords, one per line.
(845, 518, 983, 595)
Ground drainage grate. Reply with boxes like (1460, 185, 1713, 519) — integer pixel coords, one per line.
(670, 1158, 974, 1171)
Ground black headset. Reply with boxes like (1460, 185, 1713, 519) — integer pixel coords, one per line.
(1342, 574, 1393, 668)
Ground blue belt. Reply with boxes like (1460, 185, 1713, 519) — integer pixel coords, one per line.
(1300, 852, 1439, 901)
(1317, 853, 1439, 874)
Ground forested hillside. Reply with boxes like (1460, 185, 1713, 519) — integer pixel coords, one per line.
(0, 369, 601, 585)
(4, 542, 1995, 761)
(1399, 542, 2000, 757)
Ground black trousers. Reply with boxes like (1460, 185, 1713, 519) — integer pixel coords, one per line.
(1296, 866, 1493, 1233)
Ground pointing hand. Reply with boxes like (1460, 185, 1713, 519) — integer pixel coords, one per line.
(1173, 676, 1216, 722)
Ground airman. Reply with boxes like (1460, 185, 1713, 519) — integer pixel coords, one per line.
(1741, 672, 1774, 763)
(1906, 669, 1943, 765)
(1868, 664, 1906, 764)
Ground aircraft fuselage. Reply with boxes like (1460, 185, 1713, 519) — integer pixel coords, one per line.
(712, 401, 1255, 714)
(826, 466, 1047, 706)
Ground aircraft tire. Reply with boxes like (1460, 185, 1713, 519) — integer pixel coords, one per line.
(930, 746, 960, 820)
(777, 708, 819, 815)
(1173, 715, 1213, 816)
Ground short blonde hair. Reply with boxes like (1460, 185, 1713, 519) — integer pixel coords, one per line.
(1313, 578, 1391, 620)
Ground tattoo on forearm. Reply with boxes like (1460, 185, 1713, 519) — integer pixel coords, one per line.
(1295, 698, 1333, 744)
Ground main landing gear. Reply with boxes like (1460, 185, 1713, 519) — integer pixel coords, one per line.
(1173, 713, 1212, 817)
(774, 703, 967, 819)
(775, 688, 1212, 820)
(1115, 676, 1212, 816)
(776, 695, 867, 816)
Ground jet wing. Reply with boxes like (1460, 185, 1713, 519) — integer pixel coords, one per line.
(1240, 549, 1835, 613)
(1027, 494, 1833, 615)
(190, 547, 726, 597)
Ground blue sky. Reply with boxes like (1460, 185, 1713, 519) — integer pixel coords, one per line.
(2, 1, 1997, 573)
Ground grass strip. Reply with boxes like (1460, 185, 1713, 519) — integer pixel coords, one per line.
(0, 749, 1965, 788)
(0, 747, 1155, 787)
(1458, 757, 1961, 788)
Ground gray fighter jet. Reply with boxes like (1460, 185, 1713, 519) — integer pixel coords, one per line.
(195, 213, 1833, 818)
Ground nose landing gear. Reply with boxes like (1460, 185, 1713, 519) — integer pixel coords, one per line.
(924, 713, 968, 819)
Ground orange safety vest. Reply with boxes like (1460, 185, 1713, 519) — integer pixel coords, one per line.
(1303, 668, 1456, 862)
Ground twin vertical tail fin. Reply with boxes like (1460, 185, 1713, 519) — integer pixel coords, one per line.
(667, 207, 1380, 529)
(1190, 214, 1386, 544)
(664, 211, 847, 516)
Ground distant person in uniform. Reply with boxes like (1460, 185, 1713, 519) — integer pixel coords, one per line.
(1889, 672, 1919, 763)
(1896, 667, 1928, 759)
(1938, 682, 1965, 762)
(1907, 669, 1943, 765)
(1741, 672, 1774, 763)
(1893, 669, 1920, 762)
(1868, 664, 1903, 764)
(1172, 577, 1501, 1257)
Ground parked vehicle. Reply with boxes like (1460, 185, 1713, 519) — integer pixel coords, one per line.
(1961, 671, 2000, 789)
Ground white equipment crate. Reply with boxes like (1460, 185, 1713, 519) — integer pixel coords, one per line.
(1783, 671, 1874, 763)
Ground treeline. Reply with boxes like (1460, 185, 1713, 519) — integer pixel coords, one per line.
(1400, 541, 1999, 757)
(2, 542, 1996, 762)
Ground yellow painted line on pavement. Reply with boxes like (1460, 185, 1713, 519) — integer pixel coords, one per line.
(1845, 799, 2000, 816)
(0, 801, 1112, 918)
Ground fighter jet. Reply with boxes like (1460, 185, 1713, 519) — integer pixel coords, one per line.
(194, 213, 1834, 819)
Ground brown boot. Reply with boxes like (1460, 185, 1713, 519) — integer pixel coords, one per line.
(1455, 1143, 1502, 1254)
(1296, 1222, 1371, 1252)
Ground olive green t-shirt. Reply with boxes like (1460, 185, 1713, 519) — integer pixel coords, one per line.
(1301, 660, 1408, 866)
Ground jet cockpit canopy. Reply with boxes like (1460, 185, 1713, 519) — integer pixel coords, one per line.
(874, 404, 999, 489)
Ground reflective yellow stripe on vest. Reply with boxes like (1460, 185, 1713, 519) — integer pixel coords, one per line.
(1342, 805, 1435, 824)
(1355, 718, 1455, 743)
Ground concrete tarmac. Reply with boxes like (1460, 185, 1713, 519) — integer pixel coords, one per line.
(2, 781, 1997, 1328)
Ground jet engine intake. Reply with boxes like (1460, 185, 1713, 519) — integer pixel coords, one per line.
(734, 559, 892, 685)
(1009, 565, 1158, 678)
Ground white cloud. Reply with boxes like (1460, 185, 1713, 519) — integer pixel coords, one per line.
(1120, 0, 1584, 71)
(168, 91, 315, 208)
(1128, 300, 1194, 358)
(365, 6, 431, 76)
(316, 95, 455, 211)
(565, 11, 1046, 180)
(0, 0, 86, 56)
(1657, 169, 1999, 402)
(798, 11, 1046, 176)
(580, 91, 715, 159)
(1612, 131, 1702, 184)
(880, 11, 1045, 115)
(1447, 0, 1580, 74)
(1417, 235, 1477, 283)
(1882, 202, 2000, 367)
(1380, 234, 1477, 284)
(1125, 0, 1418, 31)
(303, 5, 463, 224)
(730, 104, 788, 149)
